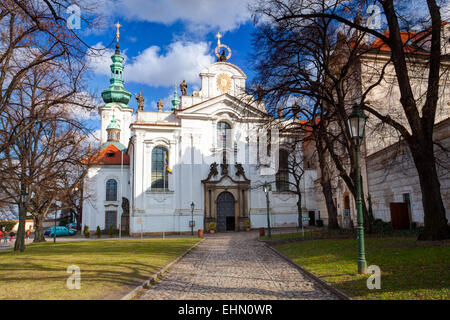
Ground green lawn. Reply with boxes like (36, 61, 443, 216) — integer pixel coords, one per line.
(275, 236, 450, 300)
(260, 231, 315, 241)
(0, 238, 199, 300)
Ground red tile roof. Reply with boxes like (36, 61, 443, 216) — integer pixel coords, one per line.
(84, 143, 130, 165)
(369, 30, 425, 53)
(368, 21, 449, 54)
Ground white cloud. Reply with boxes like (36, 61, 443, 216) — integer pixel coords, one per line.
(85, 129, 101, 148)
(106, 0, 251, 33)
(62, 91, 101, 121)
(88, 41, 215, 87)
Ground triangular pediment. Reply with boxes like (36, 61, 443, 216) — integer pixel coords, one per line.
(176, 94, 268, 119)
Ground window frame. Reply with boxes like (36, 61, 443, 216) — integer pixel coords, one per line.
(276, 149, 290, 192)
(106, 179, 118, 201)
(151, 146, 169, 190)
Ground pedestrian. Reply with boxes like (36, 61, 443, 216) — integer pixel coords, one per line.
(0, 230, 3, 245)
(9, 231, 15, 242)
(26, 229, 31, 240)
(2, 231, 7, 244)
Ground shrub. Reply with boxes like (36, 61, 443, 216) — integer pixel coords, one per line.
(83, 225, 90, 237)
(96, 226, 101, 237)
(108, 225, 114, 236)
(0, 221, 17, 232)
(208, 222, 216, 230)
(245, 220, 251, 228)
(59, 216, 70, 226)
(371, 219, 392, 234)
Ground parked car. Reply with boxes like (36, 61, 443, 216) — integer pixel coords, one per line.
(45, 226, 76, 237)
(66, 223, 78, 230)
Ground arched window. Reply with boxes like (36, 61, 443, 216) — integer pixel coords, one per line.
(276, 150, 289, 191)
(151, 146, 169, 190)
(106, 179, 118, 201)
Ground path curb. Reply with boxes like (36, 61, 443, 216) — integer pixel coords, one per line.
(121, 238, 204, 300)
(260, 240, 351, 300)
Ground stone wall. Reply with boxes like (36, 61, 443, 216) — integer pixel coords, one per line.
(366, 119, 450, 225)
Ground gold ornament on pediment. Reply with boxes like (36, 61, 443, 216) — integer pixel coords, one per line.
(216, 73, 231, 93)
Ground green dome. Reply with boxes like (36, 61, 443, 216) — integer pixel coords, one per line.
(171, 83, 180, 110)
(101, 45, 132, 108)
(107, 115, 120, 130)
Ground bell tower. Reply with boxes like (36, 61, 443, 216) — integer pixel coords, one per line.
(98, 22, 133, 147)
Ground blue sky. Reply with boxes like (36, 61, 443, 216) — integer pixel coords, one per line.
(80, 0, 256, 129)
(76, 0, 450, 139)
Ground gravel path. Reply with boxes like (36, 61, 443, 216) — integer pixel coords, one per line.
(138, 232, 338, 300)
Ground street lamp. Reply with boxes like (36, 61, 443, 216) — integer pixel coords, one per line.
(19, 190, 28, 252)
(190, 202, 195, 236)
(263, 181, 272, 239)
(347, 104, 368, 274)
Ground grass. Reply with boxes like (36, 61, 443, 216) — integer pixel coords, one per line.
(260, 231, 315, 241)
(0, 238, 200, 300)
(274, 236, 450, 300)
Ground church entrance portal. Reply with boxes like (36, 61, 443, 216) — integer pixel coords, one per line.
(217, 192, 235, 232)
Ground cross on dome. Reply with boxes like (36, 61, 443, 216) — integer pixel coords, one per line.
(115, 22, 121, 42)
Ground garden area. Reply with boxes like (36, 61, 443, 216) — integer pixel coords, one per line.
(272, 235, 449, 300)
(0, 238, 200, 299)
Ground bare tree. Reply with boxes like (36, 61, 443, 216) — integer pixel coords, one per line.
(0, 56, 94, 248)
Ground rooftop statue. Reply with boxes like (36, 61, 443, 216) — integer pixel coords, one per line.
(157, 98, 164, 112)
(135, 91, 145, 111)
(180, 80, 188, 96)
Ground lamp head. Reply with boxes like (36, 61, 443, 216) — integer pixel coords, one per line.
(347, 104, 368, 141)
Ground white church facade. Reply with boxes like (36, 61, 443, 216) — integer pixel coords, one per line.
(81, 33, 318, 235)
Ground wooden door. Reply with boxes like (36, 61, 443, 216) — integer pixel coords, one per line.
(389, 203, 410, 230)
(217, 192, 235, 232)
(308, 211, 316, 226)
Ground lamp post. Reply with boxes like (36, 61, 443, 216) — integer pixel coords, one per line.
(347, 104, 368, 274)
(263, 181, 272, 239)
(190, 202, 195, 236)
(19, 190, 28, 252)
(54, 205, 57, 244)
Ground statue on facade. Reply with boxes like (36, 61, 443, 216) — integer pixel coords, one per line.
(157, 98, 164, 112)
(135, 91, 145, 111)
(180, 80, 188, 96)
(220, 163, 228, 176)
(235, 163, 245, 177)
(207, 162, 219, 180)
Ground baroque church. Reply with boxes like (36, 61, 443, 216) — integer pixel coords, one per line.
(81, 28, 318, 235)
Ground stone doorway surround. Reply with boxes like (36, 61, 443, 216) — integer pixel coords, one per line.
(202, 163, 250, 232)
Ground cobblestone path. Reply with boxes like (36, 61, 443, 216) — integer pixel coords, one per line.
(138, 232, 339, 300)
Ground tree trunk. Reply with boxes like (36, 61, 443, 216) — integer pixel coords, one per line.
(316, 134, 339, 229)
(410, 142, 449, 240)
(14, 201, 24, 251)
(33, 216, 46, 243)
(297, 200, 303, 228)
(321, 177, 339, 229)
(14, 182, 27, 252)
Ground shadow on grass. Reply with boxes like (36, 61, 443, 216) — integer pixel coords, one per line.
(0, 238, 199, 299)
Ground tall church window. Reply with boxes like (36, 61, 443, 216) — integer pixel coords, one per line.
(276, 150, 290, 192)
(217, 121, 231, 163)
(151, 146, 169, 190)
(106, 179, 118, 201)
